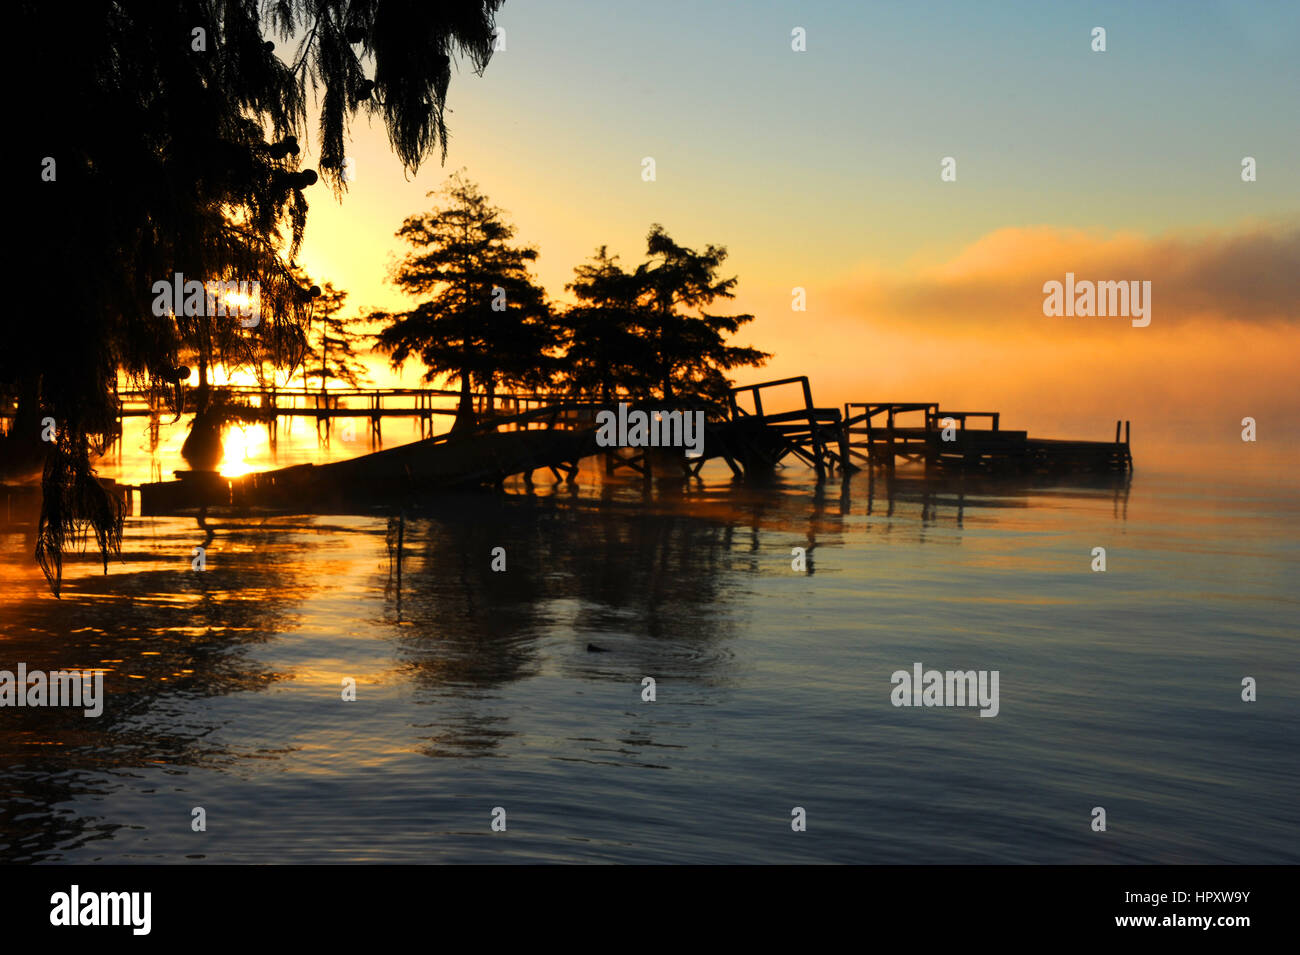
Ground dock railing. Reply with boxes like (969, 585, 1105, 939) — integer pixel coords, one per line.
(926, 410, 1000, 432)
(843, 402, 938, 468)
(728, 377, 849, 476)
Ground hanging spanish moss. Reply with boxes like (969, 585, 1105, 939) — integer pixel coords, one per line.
(35, 427, 126, 598)
(11, 0, 503, 596)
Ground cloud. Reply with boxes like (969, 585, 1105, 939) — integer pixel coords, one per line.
(833, 220, 1300, 330)
(742, 220, 1300, 474)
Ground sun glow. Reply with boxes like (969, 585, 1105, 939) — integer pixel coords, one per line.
(223, 290, 256, 313)
(217, 424, 269, 478)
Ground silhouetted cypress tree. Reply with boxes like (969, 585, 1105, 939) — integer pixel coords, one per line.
(373, 173, 556, 432)
(302, 281, 371, 390)
(10, 0, 503, 595)
(635, 225, 770, 404)
(556, 226, 770, 406)
(561, 248, 652, 402)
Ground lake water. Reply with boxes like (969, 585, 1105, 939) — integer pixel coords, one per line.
(1, 434, 1297, 863)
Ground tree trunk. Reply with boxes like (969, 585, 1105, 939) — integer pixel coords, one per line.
(197, 318, 211, 415)
(657, 317, 672, 401)
(181, 329, 224, 471)
(484, 374, 496, 432)
(451, 372, 477, 434)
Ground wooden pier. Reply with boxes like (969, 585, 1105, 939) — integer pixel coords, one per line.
(843, 400, 1132, 475)
(78, 375, 1133, 515)
(103, 384, 558, 449)
(723, 377, 850, 478)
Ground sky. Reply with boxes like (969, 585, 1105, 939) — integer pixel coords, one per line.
(283, 0, 1299, 473)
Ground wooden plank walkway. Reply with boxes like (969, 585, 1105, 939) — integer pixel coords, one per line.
(99, 385, 568, 447)
(109, 375, 1134, 514)
(844, 401, 1131, 475)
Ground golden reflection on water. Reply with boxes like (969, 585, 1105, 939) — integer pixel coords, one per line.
(0, 463, 1297, 862)
(217, 424, 270, 478)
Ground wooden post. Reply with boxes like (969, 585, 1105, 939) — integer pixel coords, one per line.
(866, 406, 875, 465)
(887, 408, 896, 470)
(268, 384, 278, 450)
(809, 395, 826, 478)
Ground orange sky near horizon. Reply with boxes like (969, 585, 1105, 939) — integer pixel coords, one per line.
(251, 1, 1298, 477)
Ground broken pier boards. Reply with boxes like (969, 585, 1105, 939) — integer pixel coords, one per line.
(843, 401, 1132, 475)
(133, 377, 1135, 514)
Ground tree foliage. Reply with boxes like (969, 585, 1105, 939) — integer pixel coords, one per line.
(559, 226, 769, 405)
(302, 280, 371, 390)
(561, 248, 650, 402)
(373, 173, 555, 431)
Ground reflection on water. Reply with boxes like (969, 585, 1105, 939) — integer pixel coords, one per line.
(0, 464, 1296, 863)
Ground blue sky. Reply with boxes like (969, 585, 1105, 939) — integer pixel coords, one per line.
(291, 1, 1298, 466)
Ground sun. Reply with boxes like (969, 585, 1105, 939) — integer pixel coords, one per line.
(223, 290, 255, 313)
(217, 424, 269, 478)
